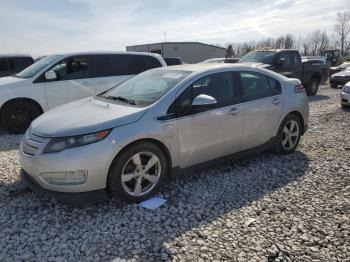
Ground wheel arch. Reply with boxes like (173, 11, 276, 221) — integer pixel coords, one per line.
(107, 138, 173, 187)
(284, 110, 305, 135)
(310, 72, 321, 83)
(0, 97, 44, 115)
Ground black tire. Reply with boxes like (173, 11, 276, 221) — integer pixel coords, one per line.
(274, 114, 302, 154)
(1, 101, 41, 134)
(306, 78, 319, 96)
(107, 142, 168, 202)
(330, 84, 337, 89)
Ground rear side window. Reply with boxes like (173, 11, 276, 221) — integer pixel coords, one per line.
(239, 72, 281, 100)
(0, 58, 10, 76)
(49, 57, 90, 81)
(92, 54, 162, 77)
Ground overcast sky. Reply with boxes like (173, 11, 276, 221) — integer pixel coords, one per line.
(0, 0, 348, 56)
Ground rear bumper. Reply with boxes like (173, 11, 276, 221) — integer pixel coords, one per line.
(21, 169, 108, 205)
(330, 78, 349, 86)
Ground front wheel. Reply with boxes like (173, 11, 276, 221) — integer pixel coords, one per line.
(274, 115, 302, 154)
(107, 142, 168, 202)
(306, 78, 319, 96)
(1, 101, 41, 134)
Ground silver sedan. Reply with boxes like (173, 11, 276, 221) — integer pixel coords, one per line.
(19, 64, 309, 203)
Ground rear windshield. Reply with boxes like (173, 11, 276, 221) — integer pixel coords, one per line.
(15, 55, 63, 79)
(240, 51, 276, 64)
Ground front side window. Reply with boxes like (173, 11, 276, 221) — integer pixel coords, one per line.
(49, 57, 89, 81)
(99, 69, 190, 107)
(174, 72, 236, 116)
(240, 72, 281, 100)
(16, 55, 62, 79)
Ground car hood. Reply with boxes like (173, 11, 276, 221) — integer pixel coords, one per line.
(31, 97, 148, 137)
(0, 76, 27, 86)
(332, 70, 350, 77)
(238, 62, 274, 70)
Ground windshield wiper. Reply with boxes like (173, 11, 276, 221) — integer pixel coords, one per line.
(100, 95, 136, 105)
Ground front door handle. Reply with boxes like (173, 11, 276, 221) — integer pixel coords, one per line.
(272, 98, 280, 105)
(228, 108, 240, 115)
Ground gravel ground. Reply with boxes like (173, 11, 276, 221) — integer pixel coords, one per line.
(0, 85, 349, 262)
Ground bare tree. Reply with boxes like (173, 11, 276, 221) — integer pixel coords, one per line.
(334, 11, 350, 55)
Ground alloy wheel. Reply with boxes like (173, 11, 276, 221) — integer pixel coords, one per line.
(121, 151, 161, 196)
(281, 120, 300, 150)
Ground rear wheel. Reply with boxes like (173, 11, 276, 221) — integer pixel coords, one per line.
(274, 114, 302, 154)
(330, 84, 337, 89)
(107, 142, 168, 202)
(306, 78, 319, 96)
(1, 101, 41, 134)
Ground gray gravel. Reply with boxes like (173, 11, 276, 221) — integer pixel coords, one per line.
(0, 85, 349, 261)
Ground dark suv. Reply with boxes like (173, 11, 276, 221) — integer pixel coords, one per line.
(0, 54, 34, 77)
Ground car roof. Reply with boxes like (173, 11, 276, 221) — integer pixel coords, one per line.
(52, 51, 163, 59)
(0, 53, 32, 58)
(162, 63, 290, 81)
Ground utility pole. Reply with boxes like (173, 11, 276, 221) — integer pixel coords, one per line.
(164, 32, 166, 42)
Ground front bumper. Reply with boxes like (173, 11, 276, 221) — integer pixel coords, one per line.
(21, 169, 108, 205)
(341, 91, 350, 106)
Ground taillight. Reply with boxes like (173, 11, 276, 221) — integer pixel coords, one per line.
(295, 84, 305, 93)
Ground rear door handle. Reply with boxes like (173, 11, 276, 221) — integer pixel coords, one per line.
(228, 108, 240, 115)
(272, 98, 280, 105)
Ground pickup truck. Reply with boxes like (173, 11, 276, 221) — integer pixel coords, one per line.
(239, 49, 329, 96)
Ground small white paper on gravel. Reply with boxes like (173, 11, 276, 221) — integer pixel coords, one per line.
(138, 197, 167, 210)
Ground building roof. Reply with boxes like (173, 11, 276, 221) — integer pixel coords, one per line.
(127, 42, 226, 50)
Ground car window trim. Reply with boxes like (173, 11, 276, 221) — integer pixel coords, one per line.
(237, 70, 281, 103)
(159, 71, 242, 121)
(34, 55, 93, 83)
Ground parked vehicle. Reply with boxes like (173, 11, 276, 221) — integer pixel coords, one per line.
(0, 54, 34, 78)
(20, 64, 309, 204)
(163, 57, 183, 66)
(200, 57, 240, 64)
(239, 49, 328, 96)
(329, 62, 350, 76)
(341, 82, 350, 108)
(330, 67, 350, 88)
(0, 52, 166, 134)
(321, 49, 347, 67)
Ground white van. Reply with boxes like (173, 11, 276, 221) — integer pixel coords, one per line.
(0, 52, 166, 133)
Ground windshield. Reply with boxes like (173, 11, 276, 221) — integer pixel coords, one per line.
(99, 69, 191, 107)
(239, 51, 276, 64)
(15, 55, 63, 79)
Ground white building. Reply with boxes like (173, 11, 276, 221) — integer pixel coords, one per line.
(126, 42, 226, 63)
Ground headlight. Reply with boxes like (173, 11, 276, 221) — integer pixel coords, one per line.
(44, 129, 111, 153)
(343, 85, 350, 94)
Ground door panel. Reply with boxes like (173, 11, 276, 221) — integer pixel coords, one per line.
(242, 96, 282, 149)
(238, 71, 283, 150)
(44, 56, 95, 109)
(177, 105, 243, 168)
(174, 71, 243, 168)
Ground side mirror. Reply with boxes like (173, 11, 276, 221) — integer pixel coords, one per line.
(45, 70, 57, 80)
(192, 94, 217, 111)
